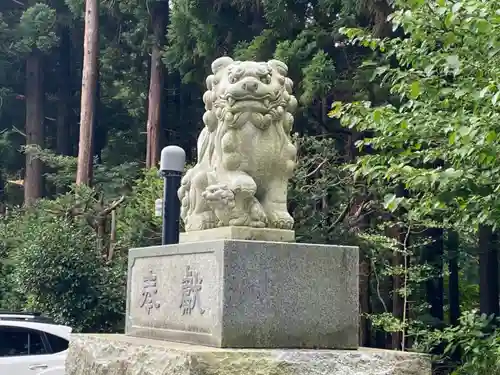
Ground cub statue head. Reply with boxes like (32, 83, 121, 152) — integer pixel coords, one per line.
(202, 56, 298, 132)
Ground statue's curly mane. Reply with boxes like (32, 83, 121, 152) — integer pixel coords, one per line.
(178, 56, 298, 232)
(197, 57, 297, 169)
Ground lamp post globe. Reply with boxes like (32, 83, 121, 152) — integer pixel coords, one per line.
(154, 198, 163, 217)
(159, 146, 186, 245)
(160, 145, 186, 173)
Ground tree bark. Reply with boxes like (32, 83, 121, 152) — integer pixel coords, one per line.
(146, 2, 168, 168)
(447, 230, 460, 325)
(76, 0, 99, 185)
(385, 220, 405, 350)
(57, 27, 71, 156)
(391, 243, 404, 350)
(24, 53, 44, 206)
(479, 225, 499, 316)
(359, 258, 371, 346)
(424, 227, 445, 323)
(91, 64, 101, 175)
(0, 170, 5, 215)
(388, 185, 408, 350)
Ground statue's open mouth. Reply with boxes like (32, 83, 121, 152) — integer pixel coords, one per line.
(223, 94, 273, 112)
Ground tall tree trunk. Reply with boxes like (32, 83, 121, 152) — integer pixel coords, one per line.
(386, 220, 405, 350)
(146, 1, 168, 168)
(24, 53, 44, 206)
(359, 258, 372, 346)
(479, 225, 499, 316)
(91, 64, 101, 173)
(57, 27, 71, 156)
(93, 63, 109, 168)
(369, 0, 393, 37)
(391, 242, 404, 350)
(424, 227, 445, 323)
(388, 185, 408, 350)
(344, 130, 373, 347)
(0, 170, 5, 215)
(447, 230, 460, 325)
(55, 27, 71, 196)
(76, 0, 99, 185)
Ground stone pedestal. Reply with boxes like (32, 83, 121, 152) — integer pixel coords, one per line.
(179, 226, 295, 243)
(66, 334, 432, 375)
(126, 238, 359, 349)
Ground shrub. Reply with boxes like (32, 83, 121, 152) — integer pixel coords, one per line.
(416, 310, 500, 375)
(1, 194, 126, 332)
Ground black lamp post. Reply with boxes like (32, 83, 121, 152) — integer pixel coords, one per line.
(159, 145, 186, 245)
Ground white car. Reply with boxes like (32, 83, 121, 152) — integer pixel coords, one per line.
(0, 312, 72, 375)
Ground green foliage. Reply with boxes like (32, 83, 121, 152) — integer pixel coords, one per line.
(0, 1, 497, 374)
(330, 0, 499, 371)
(360, 229, 434, 344)
(0, 3, 59, 57)
(117, 168, 163, 248)
(0, 130, 15, 168)
(274, 28, 339, 106)
(417, 311, 500, 374)
(0, 14, 10, 50)
(300, 50, 336, 104)
(233, 29, 278, 61)
(290, 134, 357, 245)
(0, 191, 126, 332)
(23, 145, 140, 197)
(0, 260, 16, 309)
(164, 0, 261, 83)
(164, 0, 378, 136)
(16, 3, 59, 53)
(334, 0, 500, 230)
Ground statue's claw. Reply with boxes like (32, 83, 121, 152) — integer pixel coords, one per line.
(266, 210, 294, 230)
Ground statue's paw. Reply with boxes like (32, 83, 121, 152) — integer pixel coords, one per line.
(228, 211, 265, 228)
(249, 220, 266, 228)
(228, 215, 250, 227)
(185, 212, 218, 231)
(249, 198, 267, 228)
(267, 210, 294, 230)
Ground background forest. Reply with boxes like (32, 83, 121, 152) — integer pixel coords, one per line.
(0, 0, 499, 374)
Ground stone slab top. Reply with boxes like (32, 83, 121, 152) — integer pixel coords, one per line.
(179, 226, 295, 243)
(129, 238, 359, 255)
(67, 334, 432, 375)
(73, 334, 426, 356)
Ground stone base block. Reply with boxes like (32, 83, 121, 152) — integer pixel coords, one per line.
(179, 226, 295, 243)
(66, 334, 432, 375)
(126, 239, 358, 349)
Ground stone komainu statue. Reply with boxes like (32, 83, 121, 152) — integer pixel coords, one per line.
(177, 56, 298, 231)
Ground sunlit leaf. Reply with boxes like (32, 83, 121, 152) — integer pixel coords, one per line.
(410, 81, 421, 99)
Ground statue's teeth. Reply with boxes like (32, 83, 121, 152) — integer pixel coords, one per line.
(264, 99, 270, 107)
(228, 97, 235, 106)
